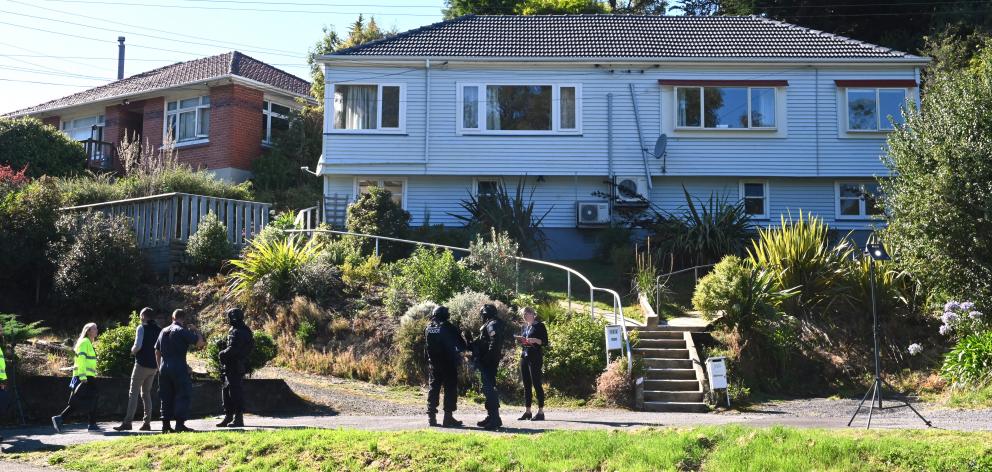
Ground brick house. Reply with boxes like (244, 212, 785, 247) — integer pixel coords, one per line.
(5, 51, 313, 182)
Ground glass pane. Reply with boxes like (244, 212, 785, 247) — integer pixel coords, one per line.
(839, 183, 861, 198)
(262, 114, 269, 142)
(180, 98, 200, 109)
(357, 179, 376, 197)
(272, 103, 291, 116)
(863, 183, 883, 215)
(878, 89, 906, 130)
(383, 180, 403, 205)
(197, 108, 209, 136)
(744, 183, 764, 198)
(166, 114, 177, 142)
(334, 85, 378, 130)
(381, 86, 400, 128)
(676, 87, 701, 127)
(271, 116, 289, 142)
(477, 180, 498, 196)
(750, 88, 776, 127)
(486, 85, 552, 131)
(263, 100, 270, 110)
(462, 86, 479, 129)
(200, 96, 210, 105)
(840, 199, 861, 216)
(167, 101, 177, 111)
(178, 110, 196, 141)
(560, 86, 576, 129)
(848, 89, 877, 130)
(745, 198, 765, 215)
(704, 87, 748, 128)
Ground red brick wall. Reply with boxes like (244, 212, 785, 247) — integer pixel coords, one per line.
(141, 96, 165, 150)
(166, 84, 264, 173)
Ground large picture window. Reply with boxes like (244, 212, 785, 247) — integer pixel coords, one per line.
(459, 83, 580, 134)
(332, 83, 404, 132)
(846, 88, 907, 131)
(62, 115, 104, 142)
(166, 96, 210, 143)
(836, 182, 884, 218)
(262, 100, 291, 144)
(676, 86, 776, 129)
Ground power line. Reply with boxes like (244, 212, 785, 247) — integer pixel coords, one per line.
(0, 64, 112, 80)
(0, 39, 112, 72)
(0, 77, 98, 87)
(36, 0, 441, 16)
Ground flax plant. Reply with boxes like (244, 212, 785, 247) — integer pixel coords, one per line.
(227, 236, 323, 302)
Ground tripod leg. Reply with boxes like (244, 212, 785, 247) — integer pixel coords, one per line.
(866, 382, 879, 430)
(881, 380, 933, 428)
(848, 383, 875, 427)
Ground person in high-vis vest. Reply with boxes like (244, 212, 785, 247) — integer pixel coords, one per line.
(0, 319, 7, 443)
(52, 322, 100, 433)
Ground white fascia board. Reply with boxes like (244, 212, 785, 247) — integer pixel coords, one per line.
(318, 55, 931, 67)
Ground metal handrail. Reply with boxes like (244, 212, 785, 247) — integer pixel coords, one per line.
(284, 227, 633, 371)
(654, 263, 716, 314)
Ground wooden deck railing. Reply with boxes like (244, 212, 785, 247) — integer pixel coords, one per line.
(61, 193, 271, 248)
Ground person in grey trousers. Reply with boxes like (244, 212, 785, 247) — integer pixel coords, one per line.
(113, 307, 162, 431)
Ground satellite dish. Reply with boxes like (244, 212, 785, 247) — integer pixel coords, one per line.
(653, 134, 668, 159)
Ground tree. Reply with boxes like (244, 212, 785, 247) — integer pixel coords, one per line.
(607, 0, 666, 14)
(516, 0, 608, 14)
(251, 106, 324, 210)
(308, 15, 390, 101)
(881, 44, 992, 310)
(0, 117, 87, 178)
(444, 0, 520, 18)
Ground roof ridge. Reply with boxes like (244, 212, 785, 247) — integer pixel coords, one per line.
(333, 14, 476, 56)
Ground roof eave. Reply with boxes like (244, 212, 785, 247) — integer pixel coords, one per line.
(317, 54, 931, 66)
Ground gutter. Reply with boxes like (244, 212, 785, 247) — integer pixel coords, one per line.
(318, 55, 931, 66)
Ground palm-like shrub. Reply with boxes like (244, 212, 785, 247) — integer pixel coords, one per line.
(651, 187, 752, 268)
(453, 179, 551, 257)
(693, 255, 796, 335)
(747, 213, 854, 318)
(185, 211, 234, 274)
(227, 236, 322, 302)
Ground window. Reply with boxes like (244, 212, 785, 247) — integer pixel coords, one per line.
(475, 178, 499, 197)
(62, 115, 104, 142)
(846, 88, 907, 131)
(676, 87, 777, 129)
(166, 96, 210, 143)
(332, 84, 404, 132)
(458, 83, 580, 134)
(355, 177, 406, 208)
(262, 100, 291, 144)
(739, 181, 769, 219)
(836, 182, 884, 218)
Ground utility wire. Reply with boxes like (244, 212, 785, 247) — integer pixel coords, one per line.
(36, 0, 441, 16)
(0, 77, 97, 87)
(0, 64, 112, 80)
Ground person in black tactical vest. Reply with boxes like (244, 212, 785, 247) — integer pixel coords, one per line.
(216, 307, 253, 428)
(155, 309, 205, 433)
(114, 307, 162, 431)
(425, 305, 466, 427)
(470, 304, 504, 430)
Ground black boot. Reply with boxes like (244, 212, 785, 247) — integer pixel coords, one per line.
(484, 411, 502, 431)
(442, 412, 463, 428)
(161, 420, 173, 434)
(216, 415, 233, 427)
(428, 412, 438, 427)
(476, 416, 490, 428)
(229, 414, 244, 428)
(174, 421, 194, 433)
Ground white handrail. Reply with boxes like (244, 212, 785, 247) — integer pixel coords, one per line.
(284, 228, 633, 371)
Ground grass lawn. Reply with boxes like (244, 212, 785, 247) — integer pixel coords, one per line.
(21, 426, 992, 471)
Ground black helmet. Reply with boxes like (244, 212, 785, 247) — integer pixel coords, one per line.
(480, 304, 498, 320)
(431, 306, 450, 321)
(226, 307, 245, 324)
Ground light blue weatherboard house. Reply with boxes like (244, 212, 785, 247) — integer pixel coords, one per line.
(315, 15, 927, 259)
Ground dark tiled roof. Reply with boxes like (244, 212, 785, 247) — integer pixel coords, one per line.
(8, 51, 310, 116)
(332, 15, 920, 60)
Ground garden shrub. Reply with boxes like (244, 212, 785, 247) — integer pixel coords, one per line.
(345, 186, 410, 261)
(646, 188, 751, 269)
(941, 330, 992, 386)
(394, 301, 437, 384)
(390, 247, 475, 307)
(445, 290, 514, 338)
(463, 229, 541, 303)
(0, 117, 86, 178)
(227, 236, 322, 303)
(544, 313, 607, 395)
(452, 178, 551, 256)
(0, 164, 29, 197)
(596, 358, 634, 408)
(57, 166, 253, 207)
(409, 223, 472, 248)
(341, 254, 384, 290)
(185, 211, 234, 274)
(50, 212, 142, 319)
(206, 330, 278, 379)
(0, 177, 62, 305)
(692, 255, 795, 335)
(96, 312, 140, 378)
(292, 252, 346, 307)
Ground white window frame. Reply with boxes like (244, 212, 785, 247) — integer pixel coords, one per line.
(843, 87, 909, 133)
(834, 181, 884, 220)
(456, 82, 582, 135)
(262, 99, 292, 145)
(674, 86, 778, 131)
(329, 83, 406, 134)
(739, 180, 770, 219)
(352, 176, 408, 210)
(473, 177, 500, 197)
(61, 114, 105, 141)
(164, 95, 210, 145)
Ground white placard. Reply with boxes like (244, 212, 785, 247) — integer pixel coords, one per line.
(706, 356, 728, 390)
(604, 325, 623, 351)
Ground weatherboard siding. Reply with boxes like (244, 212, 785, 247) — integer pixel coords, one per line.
(321, 63, 917, 178)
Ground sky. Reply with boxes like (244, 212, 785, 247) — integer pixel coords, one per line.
(0, 0, 447, 114)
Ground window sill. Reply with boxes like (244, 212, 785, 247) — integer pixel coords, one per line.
(325, 130, 407, 135)
(171, 138, 210, 148)
(674, 127, 778, 132)
(835, 216, 886, 221)
(457, 131, 583, 137)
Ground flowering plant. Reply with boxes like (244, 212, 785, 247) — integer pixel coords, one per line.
(938, 300, 988, 340)
(0, 164, 29, 197)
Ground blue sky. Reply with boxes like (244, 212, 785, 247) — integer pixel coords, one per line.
(0, 0, 447, 114)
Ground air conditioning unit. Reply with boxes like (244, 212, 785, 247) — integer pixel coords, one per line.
(615, 176, 648, 204)
(577, 201, 610, 226)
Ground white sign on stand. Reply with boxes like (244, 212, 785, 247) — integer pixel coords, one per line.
(705, 356, 730, 407)
(604, 325, 622, 365)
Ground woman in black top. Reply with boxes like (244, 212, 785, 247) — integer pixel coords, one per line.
(517, 307, 549, 421)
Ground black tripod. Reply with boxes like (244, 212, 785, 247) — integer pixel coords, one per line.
(847, 242, 932, 430)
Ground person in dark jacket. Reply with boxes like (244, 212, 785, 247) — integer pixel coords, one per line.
(216, 307, 253, 428)
(424, 305, 466, 427)
(155, 309, 205, 433)
(470, 304, 504, 430)
(113, 307, 162, 431)
(517, 307, 549, 421)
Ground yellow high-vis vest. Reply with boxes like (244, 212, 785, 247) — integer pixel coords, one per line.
(0, 345, 6, 381)
(74, 338, 97, 380)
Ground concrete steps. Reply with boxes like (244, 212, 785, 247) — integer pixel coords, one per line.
(633, 327, 708, 414)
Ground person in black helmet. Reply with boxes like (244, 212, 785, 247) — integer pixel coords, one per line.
(471, 304, 504, 430)
(424, 305, 466, 427)
(216, 307, 253, 428)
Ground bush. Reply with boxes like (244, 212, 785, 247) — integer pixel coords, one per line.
(648, 188, 752, 268)
(206, 330, 278, 379)
(50, 212, 142, 318)
(394, 302, 437, 384)
(544, 313, 607, 395)
(0, 164, 29, 197)
(941, 330, 992, 387)
(0, 177, 62, 304)
(185, 211, 234, 274)
(227, 236, 322, 303)
(938, 301, 989, 340)
(345, 186, 411, 261)
(341, 254, 384, 290)
(453, 178, 551, 257)
(292, 252, 346, 307)
(692, 256, 795, 335)
(96, 312, 140, 378)
(56, 166, 253, 207)
(0, 117, 87, 178)
(445, 290, 513, 338)
(390, 247, 475, 306)
(596, 358, 634, 408)
(409, 223, 472, 248)
(463, 229, 541, 303)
